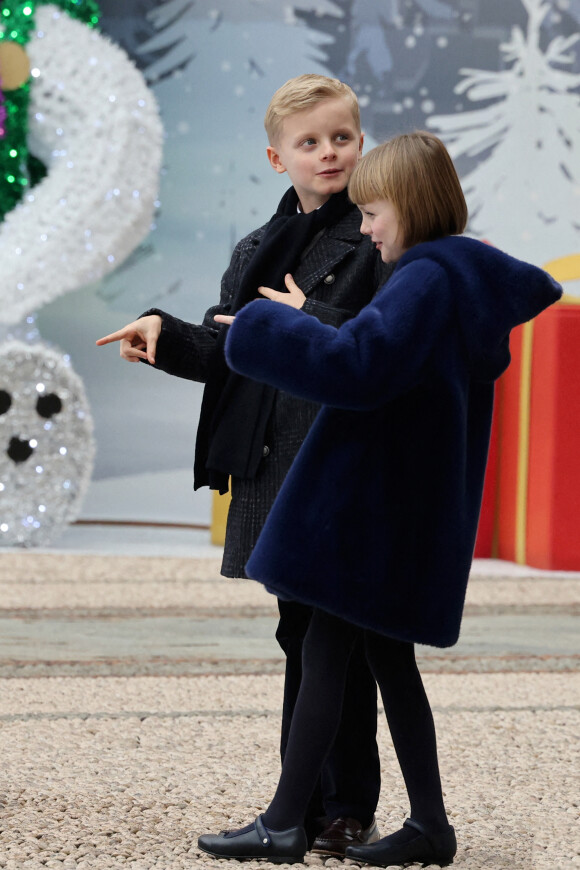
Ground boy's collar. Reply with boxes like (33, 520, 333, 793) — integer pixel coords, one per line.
(294, 200, 364, 243)
(323, 202, 368, 243)
(297, 202, 323, 214)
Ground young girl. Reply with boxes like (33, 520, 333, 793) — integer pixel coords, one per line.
(198, 132, 562, 867)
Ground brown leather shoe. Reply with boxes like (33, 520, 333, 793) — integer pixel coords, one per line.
(311, 816, 380, 857)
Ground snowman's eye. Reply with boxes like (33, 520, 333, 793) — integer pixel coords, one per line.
(0, 390, 11, 415)
(7, 436, 34, 464)
(36, 393, 63, 419)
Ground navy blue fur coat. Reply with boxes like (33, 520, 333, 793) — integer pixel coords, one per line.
(224, 236, 562, 647)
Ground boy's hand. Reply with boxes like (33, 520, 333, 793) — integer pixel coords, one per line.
(259, 273, 306, 309)
(95, 314, 162, 365)
(214, 315, 235, 325)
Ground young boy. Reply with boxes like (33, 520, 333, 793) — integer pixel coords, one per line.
(97, 74, 390, 855)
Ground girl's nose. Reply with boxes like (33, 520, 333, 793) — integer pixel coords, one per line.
(360, 219, 370, 235)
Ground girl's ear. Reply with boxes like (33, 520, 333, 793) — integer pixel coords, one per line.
(267, 145, 287, 175)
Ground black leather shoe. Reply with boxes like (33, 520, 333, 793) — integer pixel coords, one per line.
(345, 817, 457, 867)
(311, 816, 380, 857)
(305, 814, 329, 850)
(197, 814, 307, 864)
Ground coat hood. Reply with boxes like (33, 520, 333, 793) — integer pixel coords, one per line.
(397, 236, 563, 382)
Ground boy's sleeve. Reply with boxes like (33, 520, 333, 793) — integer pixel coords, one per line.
(138, 232, 261, 382)
(225, 259, 453, 410)
(138, 309, 218, 382)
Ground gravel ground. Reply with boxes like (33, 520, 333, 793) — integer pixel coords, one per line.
(0, 673, 578, 869)
(0, 552, 578, 869)
(0, 553, 579, 612)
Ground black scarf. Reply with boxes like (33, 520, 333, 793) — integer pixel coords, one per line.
(194, 186, 353, 493)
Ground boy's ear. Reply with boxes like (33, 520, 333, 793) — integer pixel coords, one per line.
(358, 132, 365, 157)
(267, 145, 287, 175)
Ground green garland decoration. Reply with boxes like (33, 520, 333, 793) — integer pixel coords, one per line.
(0, 2, 36, 45)
(0, 85, 29, 215)
(0, 0, 100, 222)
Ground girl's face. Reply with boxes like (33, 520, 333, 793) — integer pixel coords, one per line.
(358, 200, 406, 263)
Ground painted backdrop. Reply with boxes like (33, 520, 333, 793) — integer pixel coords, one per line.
(35, 0, 580, 526)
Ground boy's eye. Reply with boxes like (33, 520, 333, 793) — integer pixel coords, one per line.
(302, 138, 316, 146)
(336, 133, 351, 141)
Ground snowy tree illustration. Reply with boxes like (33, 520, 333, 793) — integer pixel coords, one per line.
(428, 0, 580, 267)
(295, 0, 472, 139)
(97, 0, 191, 79)
(141, 0, 343, 83)
(340, 0, 455, 79)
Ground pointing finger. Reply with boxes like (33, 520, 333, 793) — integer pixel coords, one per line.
(96, 329, 127, 346)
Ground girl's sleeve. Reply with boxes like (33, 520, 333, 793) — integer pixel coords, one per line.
(225, 258, 453, 410)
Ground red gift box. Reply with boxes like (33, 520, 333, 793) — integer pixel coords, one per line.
(475, 254, 580, 569)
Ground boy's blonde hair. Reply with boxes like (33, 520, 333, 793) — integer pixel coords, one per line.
(264, 74, 360, 144)
(348, 132, 468, 248)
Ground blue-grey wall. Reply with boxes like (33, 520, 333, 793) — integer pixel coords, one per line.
(34, 0, 580, 524)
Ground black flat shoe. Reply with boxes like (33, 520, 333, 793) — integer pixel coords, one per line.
(198, 814, 307, 864)
(345, 817, 457, 867)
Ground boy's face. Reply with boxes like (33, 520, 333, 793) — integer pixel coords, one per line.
(267, 97, 363, 213)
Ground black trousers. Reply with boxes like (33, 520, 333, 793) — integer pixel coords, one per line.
(276, 599, 381, 827)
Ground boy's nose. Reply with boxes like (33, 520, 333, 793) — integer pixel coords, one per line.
(320, 141, 337, 160)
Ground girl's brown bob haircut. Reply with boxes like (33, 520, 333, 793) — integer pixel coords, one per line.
(348, 132, 468, 248)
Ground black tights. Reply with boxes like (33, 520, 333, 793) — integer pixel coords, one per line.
(263, 608, 448, 832)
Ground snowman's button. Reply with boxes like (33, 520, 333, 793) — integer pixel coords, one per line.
(0, 42, 31, 91)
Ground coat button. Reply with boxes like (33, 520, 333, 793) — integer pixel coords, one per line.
(262, 445, 270, 457)
(323, 273, 335, 284)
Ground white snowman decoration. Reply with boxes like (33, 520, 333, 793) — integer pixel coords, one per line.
(0, 341, 95, 546)
(0, 1, 163, 545)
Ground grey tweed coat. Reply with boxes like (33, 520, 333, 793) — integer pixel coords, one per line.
(144, 203, 390, 577)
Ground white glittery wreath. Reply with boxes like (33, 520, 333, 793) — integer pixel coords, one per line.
(0, 339, 95, 547)
(0, 4, 164, 324)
